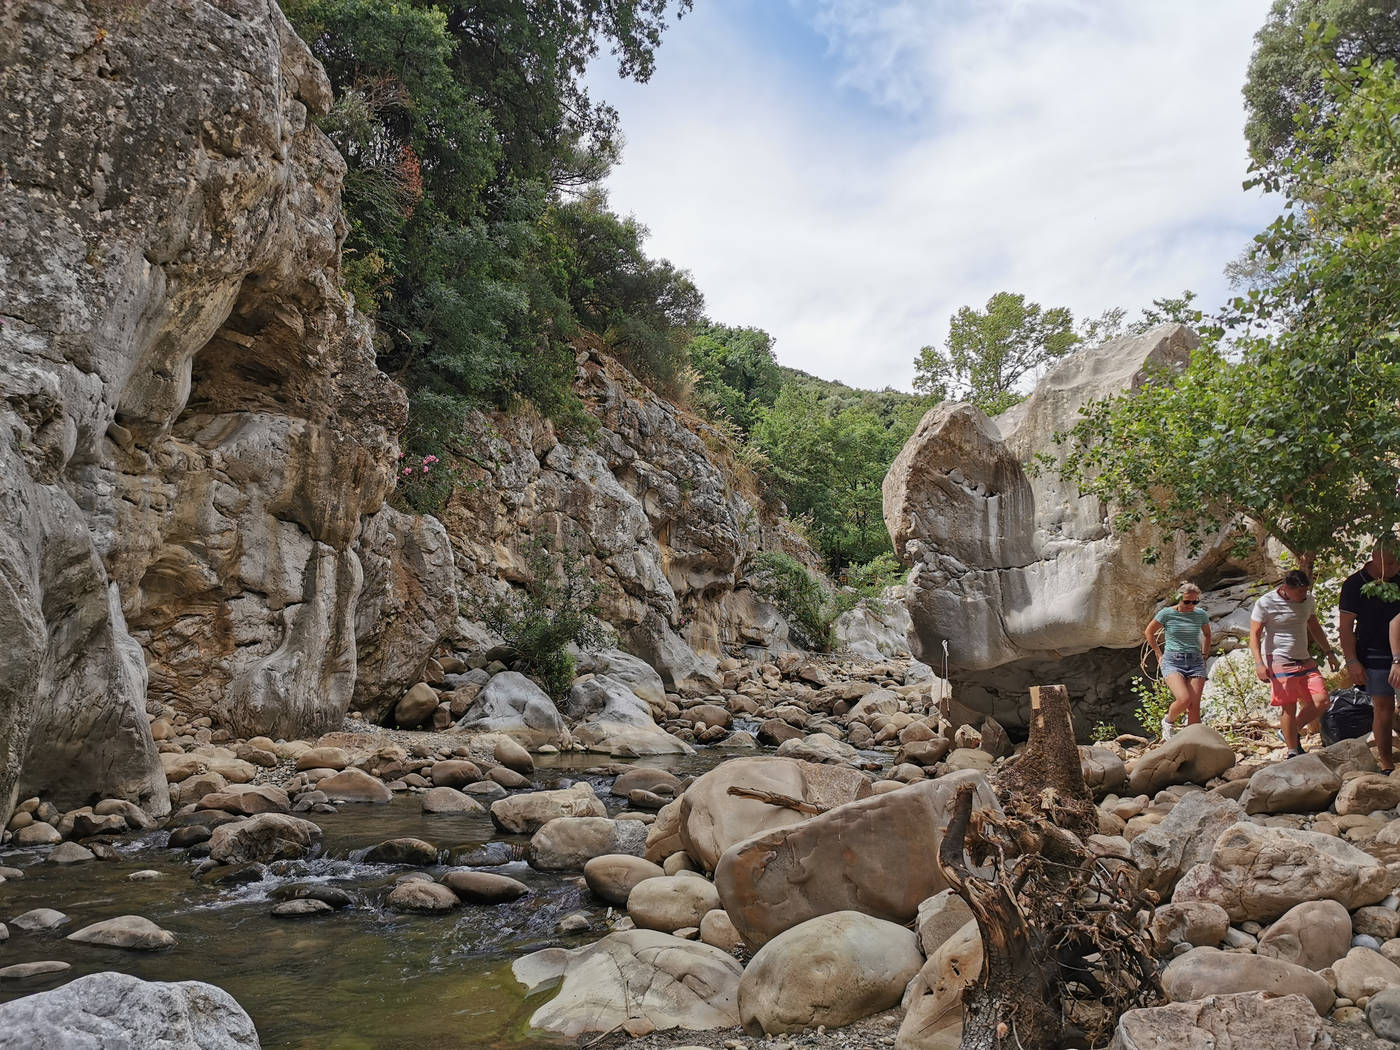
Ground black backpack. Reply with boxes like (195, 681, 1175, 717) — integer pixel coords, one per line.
(1321, 687, 1375, 746)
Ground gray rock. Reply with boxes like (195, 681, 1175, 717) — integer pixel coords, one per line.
(208, 814, 322, 865)
(0, 971, 256, 1048)
(439, 870, 530, 904)
(1130, 790, 1242, 898)
(1127, 724, 1237, 795)
(1162, 947, 1334, 1015)
(9, 908, 68, 932)
(458, 671, 569, 748)
(1256, 899, 1352, 970)
(527, 816, 649, 871)
(67, 915, 176, 951)
(1366, 984, 1400, 1041)
(490, 783, 606, 835)
(1238, 754, 1340, 814)
(1109, 991, 1327, 1050)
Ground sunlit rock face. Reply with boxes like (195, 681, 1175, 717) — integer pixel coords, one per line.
(884, 325, 1272, 728)
(442, 350, 819, 688)
(0, 0, 452, 821)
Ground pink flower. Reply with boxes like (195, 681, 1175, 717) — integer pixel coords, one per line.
(401, 467, 412, 476)
(421, 466, 429, 473)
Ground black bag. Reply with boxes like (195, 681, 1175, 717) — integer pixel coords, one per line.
(1321, 686, 1374, 746)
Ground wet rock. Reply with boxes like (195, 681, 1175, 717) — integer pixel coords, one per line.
(421, 787, 485, 814)
(272, 899, 332, 917)
(463, 781, 506, 803)
(493, 736, 534, 775)
(317, 768, 393, 804)
(487, 766, 531, 790)
(270, 885, 354, 909)
(70, 812, 127, 838)
(14, 822, 61, 846)
(1173, 823, 1389, 922)
(428, 759, 483, 789)
(364, 838, 439, 865)
(490, 783, 606, 835)
(386, 880, 460, 912)
(1109, 991, 1326, 1050)
(128, 870, 162, 881)
(583, 854, 665, 906)
(49, 842, 95, 865)
(451, 842, 517, 867)
(739, 911, 922, 1035)
(513, 930, 742, 1037)
(716, 770, 999, 948)
(168, 825, 213, 849)
(9, 909, 67, 932)
(1127, 724, 1237, 795)
(527, 816, 649, 871)
(440, 870, 530, 904)
(0, 961, 71, 982)
(208, 813, 323, 865)
(1162, 946, 1334, 1015)
(67, 915, 176, 950)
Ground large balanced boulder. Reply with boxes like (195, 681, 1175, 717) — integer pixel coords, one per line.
(739, 911, 922, 1036)
(715, 770, 999, 948)
(1173, 822, 1389, 922)
(209, 813, 322, 865)
(0, 971, 258, 1049)
(513, 930, 742, 1037)
(1126, 724, 1236, 795)
(457, 671, 570, 749)
(678, 756, 871, 872)
(1162, 947, 1334, 1016)
(490, 783, 606, 835)
(1109, 991, 1327, 1050)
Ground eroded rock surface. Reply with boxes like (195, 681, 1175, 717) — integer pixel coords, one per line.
(0, 0, 451, 823)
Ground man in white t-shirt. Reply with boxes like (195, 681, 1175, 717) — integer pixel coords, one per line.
(1250, 569, 1340, 757)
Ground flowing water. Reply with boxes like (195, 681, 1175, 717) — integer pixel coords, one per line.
(0, 750, 740, 1049)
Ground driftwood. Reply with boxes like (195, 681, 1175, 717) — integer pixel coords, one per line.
(937, 685, 1161, 1050)
(725, 786, 827, 814)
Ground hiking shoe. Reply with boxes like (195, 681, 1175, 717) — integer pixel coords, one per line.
(1160, 717, 1175, 740)
(1287, 749, 1304, 759)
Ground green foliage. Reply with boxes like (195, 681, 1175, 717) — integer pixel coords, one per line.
(1243, 0, 1400, 165)
(1059, 52, 1400, 567)
(748, 552, 834, 652)
(1089, 721, 1119, 744)
(687, 324, 783, 432)
(913, 291, 1080, 414)
(839, 551, 905, 598)
(1130, 676, 1175, 739)
(283, 0, 694, 436)
(477, 540, 613, 700)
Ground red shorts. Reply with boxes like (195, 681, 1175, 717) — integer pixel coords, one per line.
(1268, 658, 1327, 708)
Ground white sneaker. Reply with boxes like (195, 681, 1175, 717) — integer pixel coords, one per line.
(1161, 717, 1176, 740)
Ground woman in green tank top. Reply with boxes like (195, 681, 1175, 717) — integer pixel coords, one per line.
(1143, 581, 1213, 739)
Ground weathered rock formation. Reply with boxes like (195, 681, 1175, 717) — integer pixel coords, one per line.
(443, 350, 817, 685)
(883, 325, 1272, 727)
(0, 0, 453, 823)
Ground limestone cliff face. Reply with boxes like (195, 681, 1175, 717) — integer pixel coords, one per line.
(0, 0, 454, 820)
(438, 350, 817, 694)
(884, 325, 1274, 727)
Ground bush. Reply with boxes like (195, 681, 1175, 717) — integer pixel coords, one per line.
(475, 539, 612, 700)
(748, 551, 833, 652)
(1130, 676, 1174, 738)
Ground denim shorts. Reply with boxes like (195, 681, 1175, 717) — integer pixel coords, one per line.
(1366, 665, 1398, 700)
(1161, 649, 1207, 680)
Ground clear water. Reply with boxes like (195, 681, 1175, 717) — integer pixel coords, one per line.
(0, 750, 743, 1049)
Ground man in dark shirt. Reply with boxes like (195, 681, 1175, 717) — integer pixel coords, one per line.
(1340, 542, 1400, 773)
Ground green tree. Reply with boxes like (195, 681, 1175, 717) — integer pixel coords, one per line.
(913, 292, 1079, 415)
(1061, 52, 1400, 569)
(1243, 0, 1400, 165)
(686, 324, 783, 432)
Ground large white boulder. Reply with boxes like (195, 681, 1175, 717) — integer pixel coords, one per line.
(565, 674, 693, 757)
(457, 671, 570, 749)
(513, 930, 742, 1037)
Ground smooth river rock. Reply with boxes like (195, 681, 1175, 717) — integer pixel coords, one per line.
(626, 875, 720, 934)
(527, 817, 649, 871)
(739, 911, 923, 1036)
(1161, 946, 1334, 1016)
(715, 770, 999, 948)
(491, 783, 606, 835)
(1255, 899, 1353, 971)
(66, 915, 176, 951)
(1238, 754, 1340, 815)
(1126, 724, 1237, 795)
(209, 814, 322, 865)
(513, 930, 742, 1037)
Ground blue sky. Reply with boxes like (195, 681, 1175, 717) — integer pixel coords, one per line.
(590, 0, 1278, 391)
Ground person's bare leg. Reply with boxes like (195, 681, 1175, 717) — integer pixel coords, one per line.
(1375, 694, 1395, 770)
(1295, 695, 1324, 746)
(1280, 702, 1301, 752)
(1186, 676, 1206, 724)
(1164, 673, 1193, 727)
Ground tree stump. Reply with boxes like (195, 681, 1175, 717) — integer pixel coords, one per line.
(936, 684, 1160, 1050)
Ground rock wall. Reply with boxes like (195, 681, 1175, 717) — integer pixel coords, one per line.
(0, 0, 454, 821)
(884, 325, 1274, 728)
(440, 350, 817, 690)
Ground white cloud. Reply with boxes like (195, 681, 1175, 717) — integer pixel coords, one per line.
(592, 0, 1277, 390)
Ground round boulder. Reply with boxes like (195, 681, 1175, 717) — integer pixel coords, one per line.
(626, 875, 720, 933)
(583, 854, 665, 906)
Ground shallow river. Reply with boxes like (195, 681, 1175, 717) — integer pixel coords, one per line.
(0, 750, 738, 1050)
